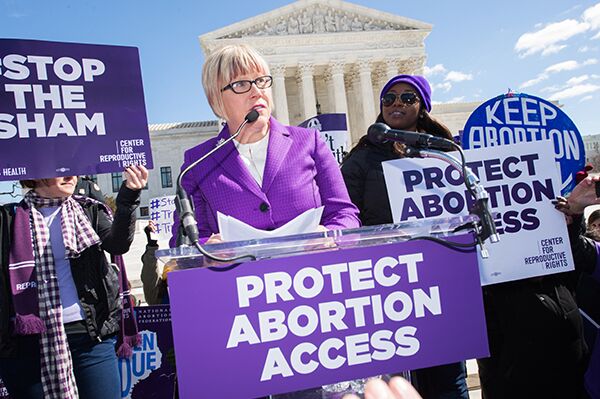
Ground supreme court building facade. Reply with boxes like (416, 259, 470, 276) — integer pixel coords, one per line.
(94, 0, 479, 217)
(200, 0, 476, 144)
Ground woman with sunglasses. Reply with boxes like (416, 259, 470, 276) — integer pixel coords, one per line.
(341, 75, 468, 398)
(170, 44, 359, 246)
(341, 74, 453, 227)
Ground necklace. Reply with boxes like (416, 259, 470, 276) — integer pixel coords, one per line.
(247, 147, 264, 182)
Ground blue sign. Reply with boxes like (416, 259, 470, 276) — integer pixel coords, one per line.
(461, 93, 584, 195)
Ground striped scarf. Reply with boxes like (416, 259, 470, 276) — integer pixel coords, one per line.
(21, 191, 101, 398)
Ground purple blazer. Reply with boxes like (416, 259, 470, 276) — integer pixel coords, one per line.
(170, 117, 360, 245)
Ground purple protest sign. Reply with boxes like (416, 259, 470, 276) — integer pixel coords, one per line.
(299, 113, 348, 164)
(169, 236, 488, 398)
(0, 39, 152, 181)
(119, 305, 176, 399)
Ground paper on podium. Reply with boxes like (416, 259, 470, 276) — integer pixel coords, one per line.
(217, 207, 324, 242)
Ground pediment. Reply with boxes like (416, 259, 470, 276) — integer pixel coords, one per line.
(201, 0, 431, 42)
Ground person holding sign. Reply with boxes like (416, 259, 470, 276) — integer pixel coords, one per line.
(0, 166, 148, 399)
(340, 75, 467, 398)
(555, 175, 600, 399)
(169, 44, 359, 246)
(141, 220, 168, 305)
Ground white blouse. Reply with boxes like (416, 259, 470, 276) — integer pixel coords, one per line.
(235, 132, 270, 186)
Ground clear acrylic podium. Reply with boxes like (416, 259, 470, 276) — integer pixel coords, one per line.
(158, 214, 487, 399)
(156, 214, 481, 270)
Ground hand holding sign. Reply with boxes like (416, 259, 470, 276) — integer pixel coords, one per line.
(556, 175, 600, 215)
(124, 165, 148, 190)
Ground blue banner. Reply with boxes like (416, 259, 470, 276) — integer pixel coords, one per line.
(461, 92, 584, 195)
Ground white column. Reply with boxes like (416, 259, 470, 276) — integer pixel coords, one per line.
(384, 57, 399, 81)
(398, 56, 426, 75)
(297, 62, 317, 120)
(328, 61, 348, 115)
(357, 59, 376, 134)
(372, 65, 387, 114)
(271, 63, 289, 125)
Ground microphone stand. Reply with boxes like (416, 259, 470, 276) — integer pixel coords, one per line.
(175, 111, 259, 263)
(404, 145, 500, 258)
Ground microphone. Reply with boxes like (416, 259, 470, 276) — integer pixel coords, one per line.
(368, 123, 455, 151)
(175, 109, 260, 246)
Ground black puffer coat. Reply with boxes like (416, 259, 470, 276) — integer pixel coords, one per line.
(340, 139, 400, 226)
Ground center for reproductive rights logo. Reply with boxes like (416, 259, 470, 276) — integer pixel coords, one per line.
(461, 92, 584, 195)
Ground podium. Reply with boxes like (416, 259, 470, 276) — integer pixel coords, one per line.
(156, 215, 489, 399)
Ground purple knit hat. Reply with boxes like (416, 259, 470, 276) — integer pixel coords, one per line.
(379, 74, 432, 113)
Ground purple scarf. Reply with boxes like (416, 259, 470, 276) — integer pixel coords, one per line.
(8, 204, 46, 334)
(113, 254, 141, 357)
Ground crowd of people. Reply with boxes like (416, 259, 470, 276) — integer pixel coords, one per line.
(0, 43, 598, 398)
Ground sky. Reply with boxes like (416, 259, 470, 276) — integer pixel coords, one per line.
(1, 0, 600, 200)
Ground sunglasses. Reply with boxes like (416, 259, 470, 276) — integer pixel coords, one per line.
(222, 75, 273, 94)
(381, 92, 420, 107)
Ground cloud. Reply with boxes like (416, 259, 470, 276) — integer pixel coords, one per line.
(539, 84, 562, 93)
(519, 58, 598, 89)
(583, 2, 600, 30)
(444, 71, 473, 82)
(515, 19, 590, 57)
(548, 83, 600, 100)
(423, 64, 446, 76)
(424, 65, 471, 96)
(580, 95, 594, 102)
(433, 82, 452, 92)
(545, 60, 579, 73)
(542, 44, 568, 56)
(567, 74, 590, 85)
(515, 3, 600, 57)
(520, 74, 549, 89)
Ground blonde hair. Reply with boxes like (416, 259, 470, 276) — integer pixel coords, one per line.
(202, 44, 270, 119)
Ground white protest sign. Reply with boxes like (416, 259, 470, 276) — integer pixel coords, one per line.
(148, 195, 175, 243)
(382, 140, 574, 285)
(299, 114, 348, 164)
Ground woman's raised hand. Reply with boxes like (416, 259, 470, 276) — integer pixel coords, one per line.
(124, 165, 149, 190)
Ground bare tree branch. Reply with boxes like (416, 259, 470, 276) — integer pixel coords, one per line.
(0, 182, 21, 198)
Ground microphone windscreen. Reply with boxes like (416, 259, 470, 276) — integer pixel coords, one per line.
(367, 123, 389, 144)
(245, 109, 260, 122)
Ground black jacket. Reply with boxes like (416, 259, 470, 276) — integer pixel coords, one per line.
(476, 217, 591, 398)
(569, 214, 600, 324)
(340, 139, 399, 226)
(0, 183, 139, 357)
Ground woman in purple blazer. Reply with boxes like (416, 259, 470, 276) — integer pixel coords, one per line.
(170, 44, 359, 245)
